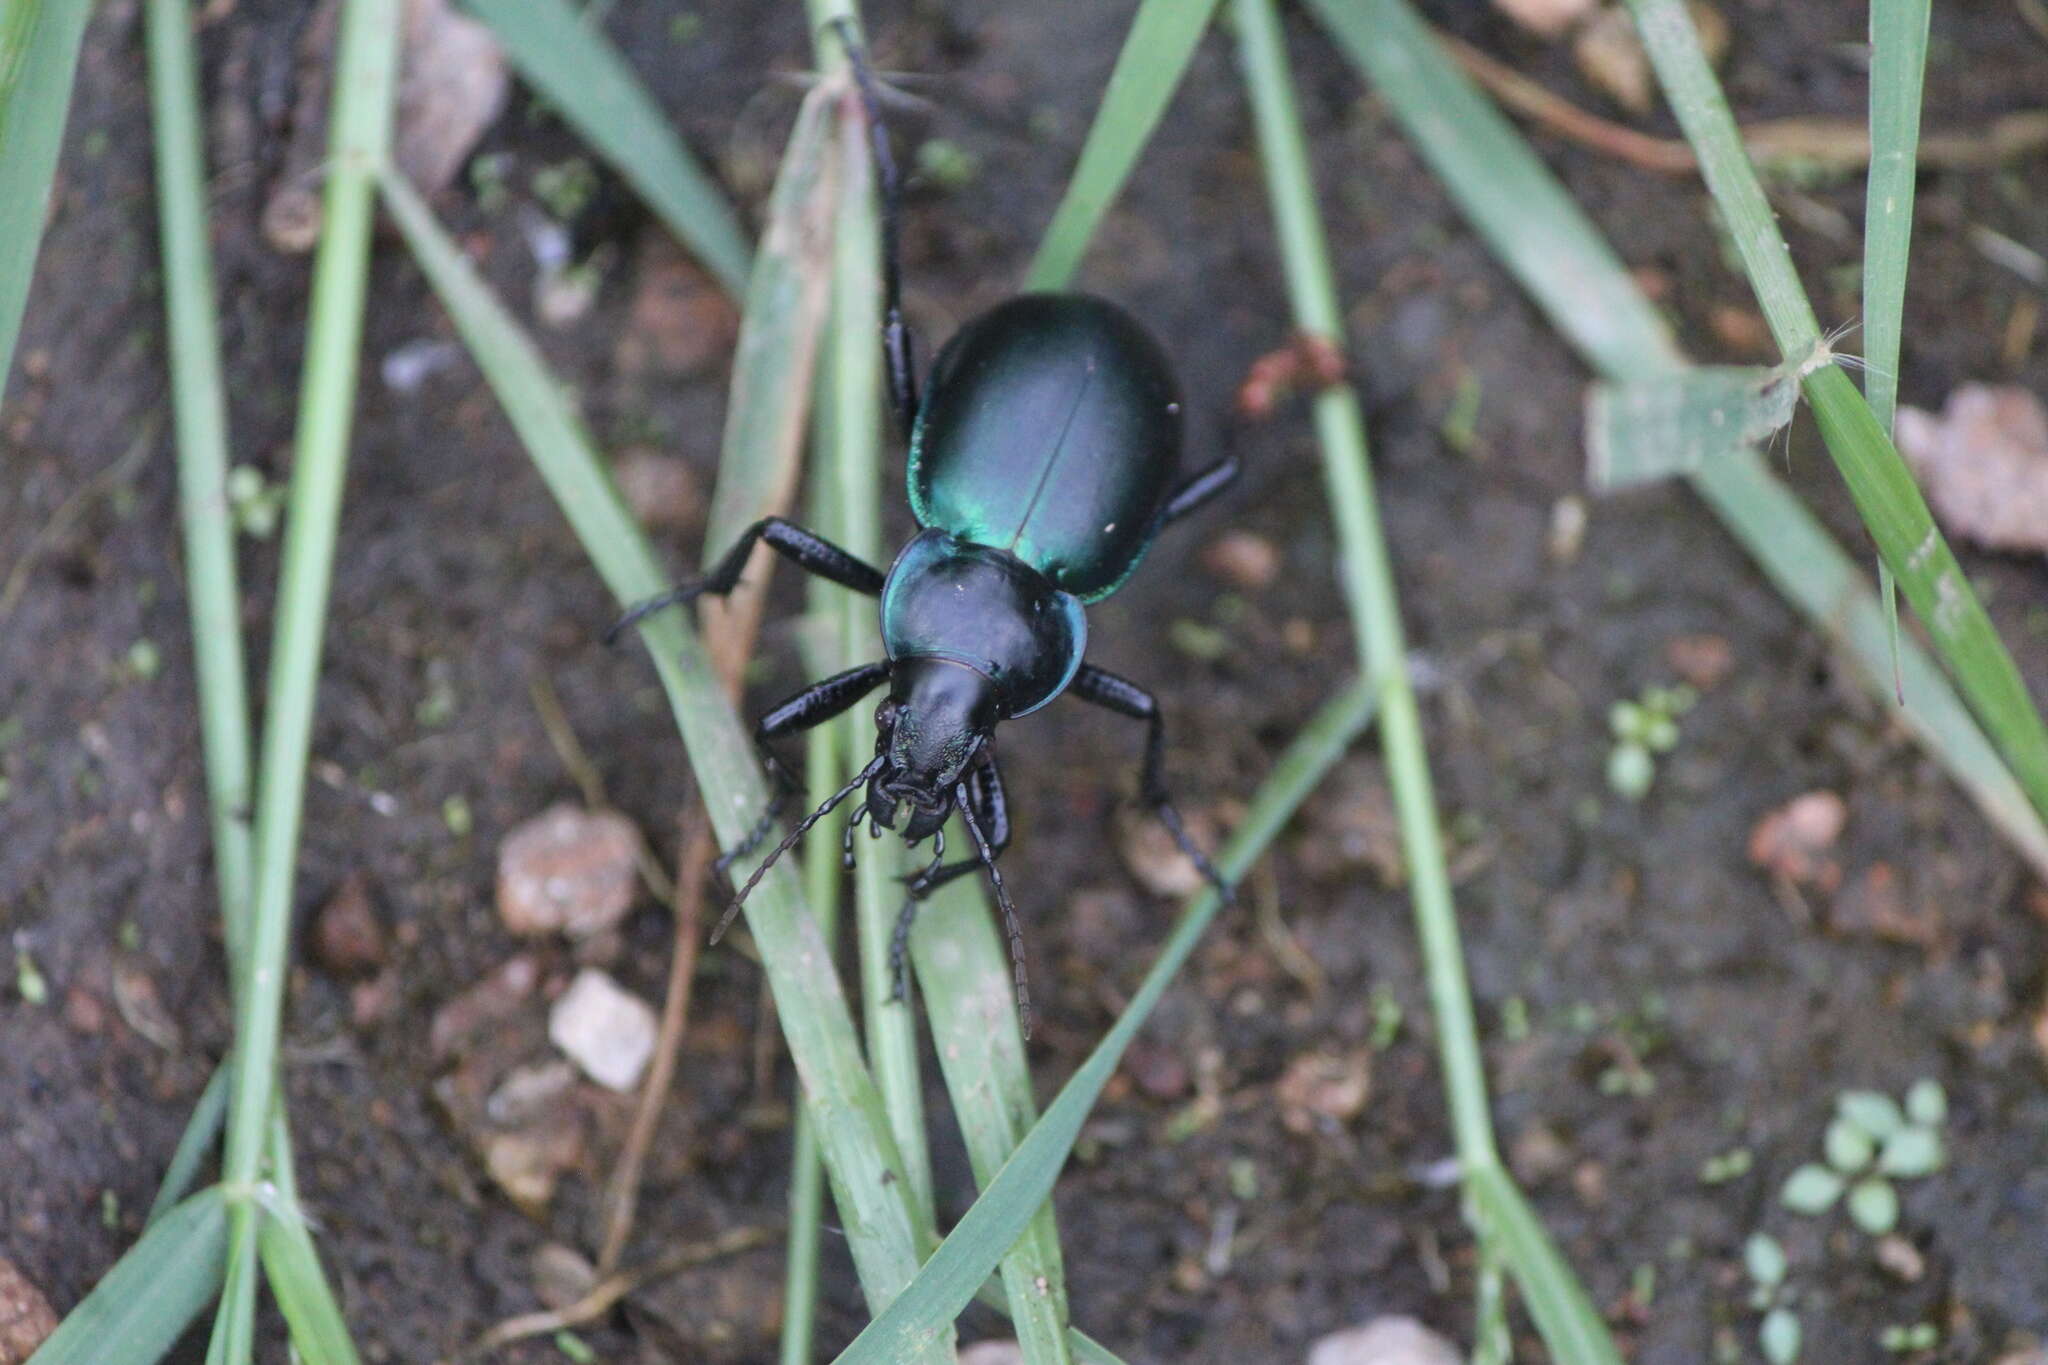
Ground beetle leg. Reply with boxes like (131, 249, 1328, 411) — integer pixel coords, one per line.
(888, 756, 1010, 1004)
(1068, 663, 1233, 900)
(1159, 454, 1242, 526)
(717, 661, 893, 878)
(607, 516, 886, 643)
(830, 19, 920, 437)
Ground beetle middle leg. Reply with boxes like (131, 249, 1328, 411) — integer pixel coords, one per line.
(887, 753, 1010, 1006)
(719, 660, 893, 878)
(1159, 454, 1242, 526)
(607, 517, 885, 643)
(827, 20, 920, 438)
(1069, 663, 1233, 899)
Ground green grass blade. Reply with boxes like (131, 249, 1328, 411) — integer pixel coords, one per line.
(28, 1187, 230, 1365)
(1302, 0, 2048, 879)
(257, 1116, 359, 1365)
(379, 171, 945, 1359)
(1023, 0, 1223, 291)
(148, 1061, 230, 1225)
(219, 2, 400, 1321)
(1864, 0, 1930, 694)
(1625, 0, 2048, 820)
(1587, 363, 1797, 489)
(0, 0, 90, 387)
(462, 0, 751, 297)
(147, 0, 257, 986)
(915, 877, 1073, 1365)
(204, 1220, 257, 1365)
(1232, 2, 1619, 1358)
(696, 77, 841, 687)
(829, 679, 1378, 1364)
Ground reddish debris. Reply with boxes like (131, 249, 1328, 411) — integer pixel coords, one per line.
(1236, 332, 1347, 419)
(1748, 790, 1847, 891)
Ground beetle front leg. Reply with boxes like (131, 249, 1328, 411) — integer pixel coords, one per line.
(608, 517, 886, 643)
(1159, 454, 1242, 526)
(1069, 663, 1232, 899)
(719, 660, 893, 876)
(888, 753, 1010, 1004)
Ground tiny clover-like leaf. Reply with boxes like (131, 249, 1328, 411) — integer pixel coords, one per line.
(1609, 699, 1646, 739)
(1743, 1232, 1788, 1289)
(1761, 1306, 1802, 1365)
(1781, 1163, 1845, 1214)
(1905, 1078, 1947, 1127)
(1847, 1177, 1900, 1235)
(1824, 1117, 1875, 1172)
(1878, 1126, 1944, 1178)
(1837, 1089, 1904, 1139)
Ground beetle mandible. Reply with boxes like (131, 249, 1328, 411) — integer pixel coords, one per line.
(614, 33, 1238, 1032)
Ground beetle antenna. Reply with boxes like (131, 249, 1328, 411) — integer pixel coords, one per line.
(712, 755, 885, 943)
(958, 780, 1031, 1039)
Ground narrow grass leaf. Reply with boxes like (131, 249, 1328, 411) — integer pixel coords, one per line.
(29, 1187, 230, 1365)
(259, 1204, 359, 1365)
(1024, 0, 1223, 291)
(1303, 0, 2048, 879)
(148, 1060, 230, 1224)
(830, 679, 1377, 1364)
(462, 0, 751, 296)
(1864, 0, 1931, 696)
(379, 171, 945, 1356)
(915, 875, 1072, 1365)
(0, 0, 90, 386)
(696, 77, 840, 690)
(1587, 364, 1798, 489)
(1233, 2, 1617, 1358)
(1625, 0, 2048, 820)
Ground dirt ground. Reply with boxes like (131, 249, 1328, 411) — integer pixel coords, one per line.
(3, 1, 2046, 1361)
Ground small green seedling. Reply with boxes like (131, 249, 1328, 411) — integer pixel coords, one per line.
(914, 138, 980, 191)
(1878, 1322, 1939, 1354)
(1781, 1081, 1946, 1235)
(1606, 683, 1698, 801)
(1699, 1146, 1753, 1185)
(1743, 1232, 1801, 1364)
(531, 157, 598, 221)
(227, 464, 286, 539)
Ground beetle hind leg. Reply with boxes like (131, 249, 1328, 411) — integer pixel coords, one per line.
(1160, 454, 1242, 527)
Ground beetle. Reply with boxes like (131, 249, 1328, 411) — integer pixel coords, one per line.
(614, 38, 1237, 1030)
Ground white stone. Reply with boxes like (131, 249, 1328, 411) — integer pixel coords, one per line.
(1307, 1316, 1462, 1365)
(547, 968, 657, 1091)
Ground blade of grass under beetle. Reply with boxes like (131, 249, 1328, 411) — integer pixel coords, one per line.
(1232, 1, 1621, 1360)
(913, 876, 1073, 1365)
(462, 0, 751, 297)
(1863, 0, 1931, 694)
(1303, 0, 2048, 880)
(148, 1061, 230, 1225)
(27, 1186, 230, 1365)
(829, 679, 1376, 1364)
(213, 0, 398, 1359)
(0, 0, 90, 388)
(379, 172, 947, 1360)
(695, 76, 840, 692)
(1023, 0, 1223, 292)
(1625, 0, 2048, 821)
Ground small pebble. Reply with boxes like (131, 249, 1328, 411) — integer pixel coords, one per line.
(1490, 0, 1598, 38)
(431, 954, 539, 1059)
(958, 1343, 1025, 1365)
(497, 805, 643, 938)
(1874, 1233, 1926, 1283)
(313, 872, 387, 975)
(1548, 495, 1588, 564)
(1201, 530, 1282, 590)
(1747, 790, 1847, 891)
(0, 1257, 58, 1363)
(549, 968, 658, 1092)
(1665, 633, 1734, 691)
(1306, 1315, 1462, 1365)
(1275, 1048, 1372, 1134)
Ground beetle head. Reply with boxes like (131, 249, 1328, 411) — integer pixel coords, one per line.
(867, 657, 996, 840)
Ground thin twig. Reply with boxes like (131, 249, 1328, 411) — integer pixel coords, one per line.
(1438, 26, 2048, 175)
(528, 671, 676, 903)
(596, 806, 715, 1275)
(0, 414, 161, 621)
(457, 1224, 780, 1360)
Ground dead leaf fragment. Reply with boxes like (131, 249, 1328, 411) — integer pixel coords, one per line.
(1748, 790, 1847, 891)
(613, 234, 740, 379)
(1828, 862, 1940, 948)
(1665, 632, 1734, 690)
(395, 0, 510, 196)
(1575, 2, 1727, 115)
(1895, 384, 2048, 554)
(313, 872, 388, 975)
